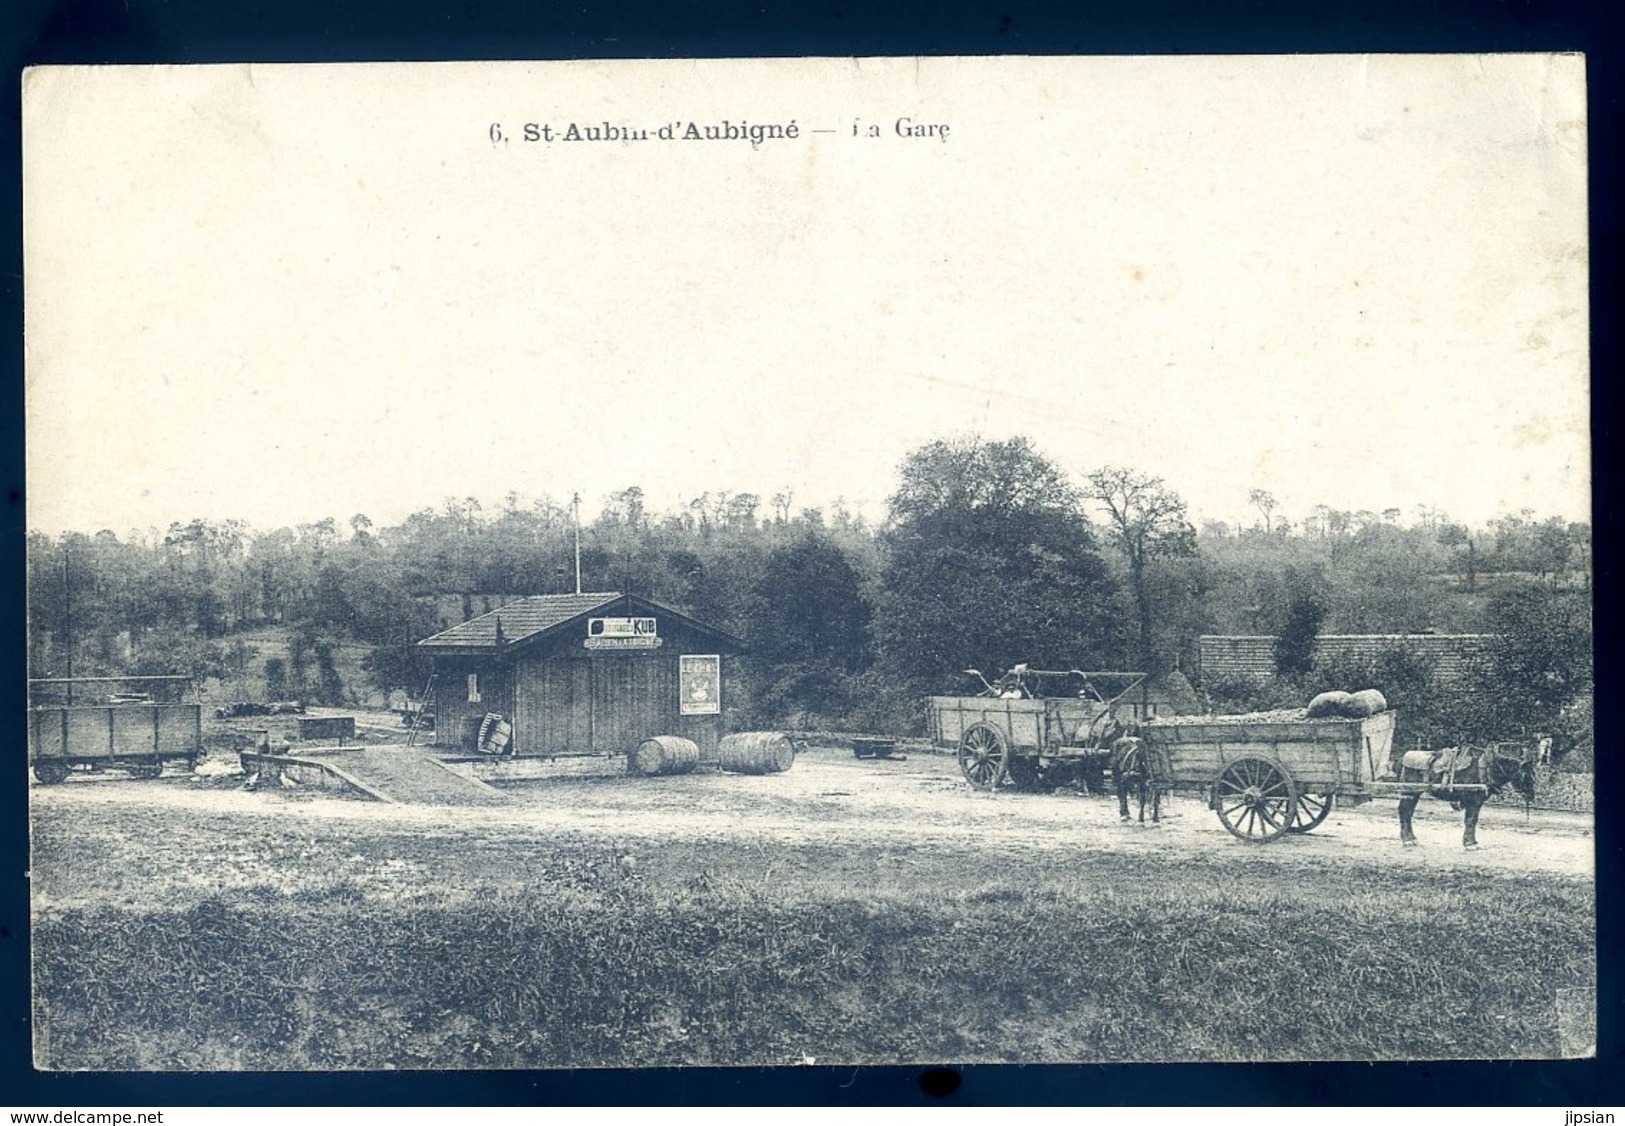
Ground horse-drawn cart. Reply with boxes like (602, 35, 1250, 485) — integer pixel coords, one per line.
(928, 667, 1147, 791)
(1138, 710, 1398, 842)
(931, 662, 1537, 848)
(1137, 708, 1538, 847)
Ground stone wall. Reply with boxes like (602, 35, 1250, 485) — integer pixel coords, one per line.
(1197, 634, 1494, 685)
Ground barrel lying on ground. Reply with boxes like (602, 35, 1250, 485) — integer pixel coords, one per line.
(717, 731, 796, 774)
(629, 735, 701, 777)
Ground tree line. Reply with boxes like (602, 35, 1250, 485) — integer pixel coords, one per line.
(27, 436, 1593, 759)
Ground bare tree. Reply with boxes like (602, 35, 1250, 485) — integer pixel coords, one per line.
(770, 490, 794, 525)
(1307, 504, 1334, 539)
(1085, 467, 1197, 669)
(1248, 488, 1277, 533)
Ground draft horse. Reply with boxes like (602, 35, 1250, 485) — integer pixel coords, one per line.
(1395, 743, 1537, 849)
(1112, 734, 1163, 826)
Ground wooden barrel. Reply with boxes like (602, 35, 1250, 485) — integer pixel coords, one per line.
(630, 735, 700, 777)
(717, 731, 796, 775)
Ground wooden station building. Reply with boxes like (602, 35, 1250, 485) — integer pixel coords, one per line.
(416, 592, 741, 759)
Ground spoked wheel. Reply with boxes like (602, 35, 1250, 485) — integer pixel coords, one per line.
(1288, 792, 1335, 833)
(129, 759, 164, 780)
(1214, 757, 1298, 843)
(958, 724, 1010, 790)
(33, 760, 69, 785)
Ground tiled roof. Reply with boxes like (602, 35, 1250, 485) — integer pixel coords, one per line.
(417, 592, 623, 649)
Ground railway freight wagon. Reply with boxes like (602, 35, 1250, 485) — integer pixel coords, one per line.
(28, 676, 203, 784)
(416, 592, 743, 761)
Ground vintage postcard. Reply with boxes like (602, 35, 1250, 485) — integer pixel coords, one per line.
(24, 56, 1591, 1069)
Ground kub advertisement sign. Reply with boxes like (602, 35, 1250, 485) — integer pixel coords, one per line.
(585, 616, 661, 650)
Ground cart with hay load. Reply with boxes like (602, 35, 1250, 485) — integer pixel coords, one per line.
(1138, 706, 1399, 842)
(28, 676, 204, 784)
(928, 667, 1148, 791)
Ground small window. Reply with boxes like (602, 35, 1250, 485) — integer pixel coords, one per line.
(467, 673, 481, 704)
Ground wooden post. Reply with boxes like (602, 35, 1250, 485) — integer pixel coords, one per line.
(62, 550, 72, 703)
(572, 492, 583, 595)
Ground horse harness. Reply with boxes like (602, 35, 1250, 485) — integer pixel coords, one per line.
(1398, 746, 1481, 790)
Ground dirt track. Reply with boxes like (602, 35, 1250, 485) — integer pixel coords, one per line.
(30, 743, 1594, 882)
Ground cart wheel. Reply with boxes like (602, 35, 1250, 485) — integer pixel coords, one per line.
(1214, 758, 1298, 843)
(130, 759, 164, 780)
(1288, 792, 1335, 833)
(958, 724, 1010, 790)
(33, 760, 69, 785)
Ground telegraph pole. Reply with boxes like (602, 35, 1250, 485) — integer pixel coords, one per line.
(572, 492, 583, 595)
(62, 546, 73, 704)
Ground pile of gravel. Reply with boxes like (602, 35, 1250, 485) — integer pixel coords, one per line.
(1149, 707, 1310, 725)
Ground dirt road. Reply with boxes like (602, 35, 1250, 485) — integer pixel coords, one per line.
(30, 743, 1594, 882)
(28, 743, 1596, 1069)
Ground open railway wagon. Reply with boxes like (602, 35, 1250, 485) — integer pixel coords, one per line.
(928, 667, 1149, 791)
(28, 675, 203, 785)
(1139, 709, 1399, 842)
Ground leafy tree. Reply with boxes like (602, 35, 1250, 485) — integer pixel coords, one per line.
(314, 641, 346, 706)
(264, 657, 288, 701)
(1437, 522, 1477, 590)
(878, 437, 1120, 698)
(1084, 466, 1197, 671)
(723, 493, 761, 531)
(746, 534, 875, 723)
(1273, 587, 1327, 677)
(362, 639, 433, 702)
(1456, 585, 1592, 750)
(601, 487, 647, 530)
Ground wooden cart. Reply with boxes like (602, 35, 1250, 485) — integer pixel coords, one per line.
(1139, 710, 1400, 842)
(928, 668, 1147, 791)
(28, 676, 203, 785)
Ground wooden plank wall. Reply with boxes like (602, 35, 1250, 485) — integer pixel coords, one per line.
(510, 652, 721, 759)
(433, 662, 515, 751)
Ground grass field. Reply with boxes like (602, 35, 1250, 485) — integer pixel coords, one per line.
(31, 789, 1594, 1069)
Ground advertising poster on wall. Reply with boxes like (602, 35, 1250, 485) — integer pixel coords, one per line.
(679, 654, 721, 716)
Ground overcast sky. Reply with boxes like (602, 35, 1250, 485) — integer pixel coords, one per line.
(25, 55, 1589, 538)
